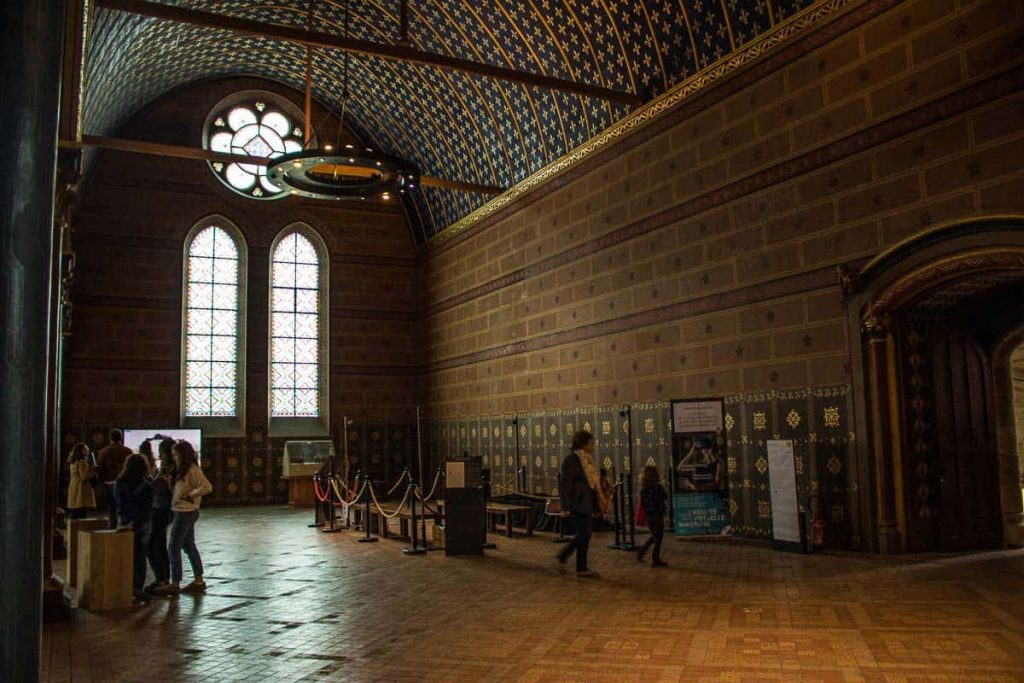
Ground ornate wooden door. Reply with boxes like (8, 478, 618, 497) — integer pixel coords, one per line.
(928, 324, 1002, 550)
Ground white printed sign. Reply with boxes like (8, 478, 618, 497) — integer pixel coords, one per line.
(767, 439, 800, 545)
(672, 400, 723, 433)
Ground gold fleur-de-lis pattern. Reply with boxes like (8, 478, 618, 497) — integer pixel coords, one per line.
(83, 0, 825, 243)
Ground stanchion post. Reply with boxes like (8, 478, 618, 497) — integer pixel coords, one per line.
(623, 469, 638, 550)
(481, 467, 496, 551)
(309, 473, 324, 528)
(622, 405, 638, 550)
(668, 464, 675, 532)
(322, 456, 343, 534)
(609, 468, 622, 549)
(357, 473, 379, 543)
(553, 471, 569, 543)
(403, 482, 426, 555)
(419, 480, 429, 550)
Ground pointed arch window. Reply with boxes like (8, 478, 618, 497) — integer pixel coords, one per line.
(181, 218, 247, 435)
(269, 224, 329, 435)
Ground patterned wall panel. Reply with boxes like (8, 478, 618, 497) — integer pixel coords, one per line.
(419, 384, 858, 546)
(83, 0, 818, 243)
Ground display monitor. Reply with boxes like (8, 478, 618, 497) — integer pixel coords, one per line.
(123, 429, 203, 463)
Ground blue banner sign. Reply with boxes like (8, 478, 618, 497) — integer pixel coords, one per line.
(673, 492, 730, 536)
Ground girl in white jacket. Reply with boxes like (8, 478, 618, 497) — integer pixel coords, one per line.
(154, 440, 212, 596)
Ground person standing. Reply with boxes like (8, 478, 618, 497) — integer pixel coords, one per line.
(115, 454, 154, 605)
(96, 429, 132, 529)
(154, 440, 212, 596)
(146, 437, 175, 593)
(636, 465, 668, 567)
(556, 430, 607, 578)
(66, 443, 97, 520)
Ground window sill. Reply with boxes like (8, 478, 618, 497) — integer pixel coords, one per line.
(182, 415, 246, 438)
(268, 416, 330, 439)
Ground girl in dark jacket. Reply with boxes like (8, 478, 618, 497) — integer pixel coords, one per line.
(637, 465, 668, 567)
(146, 437, 175, 593)
(115, 453, 155, 604)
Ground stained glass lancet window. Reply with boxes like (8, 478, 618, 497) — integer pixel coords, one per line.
(183, 224, 245, 418)
(270, 229, 325, 418)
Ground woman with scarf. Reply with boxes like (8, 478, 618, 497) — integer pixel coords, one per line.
(556, 430, 608, 578)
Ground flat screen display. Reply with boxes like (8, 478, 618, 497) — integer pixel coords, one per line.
(123, 429, 203, 463)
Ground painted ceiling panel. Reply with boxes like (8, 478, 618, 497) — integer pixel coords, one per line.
(84, 0, 818, 243)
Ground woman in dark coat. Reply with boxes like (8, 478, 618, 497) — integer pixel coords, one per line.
(556, 430, 607, 578)
(115, 453, 154, 604)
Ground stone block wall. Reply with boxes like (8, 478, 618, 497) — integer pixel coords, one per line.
(420, 0, 1024, 542)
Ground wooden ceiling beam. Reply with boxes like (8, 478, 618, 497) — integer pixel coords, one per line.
(94, 0, 642, 106)
(59, 135, 505, 195)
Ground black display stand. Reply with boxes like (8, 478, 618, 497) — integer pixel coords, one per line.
(444, 457, 485, 556)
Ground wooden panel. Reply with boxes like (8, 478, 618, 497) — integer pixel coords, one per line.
(929, 324, 1002, 550)
(65, 518, 109, 589)
(77, 529, 134, 610)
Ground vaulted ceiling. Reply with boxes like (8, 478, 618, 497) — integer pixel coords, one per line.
(84, 0, 818, 243)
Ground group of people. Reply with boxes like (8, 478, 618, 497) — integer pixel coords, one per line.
(557, 431, 723, 576)
(65, 429, 213, 605)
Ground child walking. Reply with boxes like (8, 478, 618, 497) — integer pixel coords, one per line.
(637, 465, 668, 567)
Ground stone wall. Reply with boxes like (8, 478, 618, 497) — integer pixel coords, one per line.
(63, 77, 424, 503)
(420, 0, 1024, 542)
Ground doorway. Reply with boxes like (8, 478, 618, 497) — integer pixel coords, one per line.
(844, 219, 1024, 553)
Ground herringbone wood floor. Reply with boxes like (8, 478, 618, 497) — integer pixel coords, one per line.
(42, 507, 1024, 682)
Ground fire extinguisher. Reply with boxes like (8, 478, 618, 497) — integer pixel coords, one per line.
(807, 494, 826, 550)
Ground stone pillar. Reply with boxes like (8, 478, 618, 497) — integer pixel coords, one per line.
(0, 1, 66, 679)
(864, 317, 903, 554)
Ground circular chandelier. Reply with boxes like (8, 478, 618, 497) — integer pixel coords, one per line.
(267, 145, 419, 201)
(265, 0, 420, 202)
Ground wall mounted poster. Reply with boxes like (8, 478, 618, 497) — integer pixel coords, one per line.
(670, 398, 729, 536)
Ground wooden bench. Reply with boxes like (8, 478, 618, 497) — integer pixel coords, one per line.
(434, 499, 536, 538)
(485, 502, 534, 538)
(353, 501, 442, 539)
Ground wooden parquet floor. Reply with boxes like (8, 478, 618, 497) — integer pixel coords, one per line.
(41, 507, 1024, 682)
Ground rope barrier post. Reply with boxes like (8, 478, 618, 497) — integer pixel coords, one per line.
(419, 474, 429, 550)
(322, 457, 343, 534)
(621, 405, 639, 551)
(357, 474, 379, 543)
(668, 464, 675, 533)
(481, 465, 497, 551)
(622, 468, 638, 551)
(609, 468, 623, 549)
(308, 474, 324, 528)
(552, 471, 570, 543)
(403, 482, 425, 555)
(618, 466, 634, 548)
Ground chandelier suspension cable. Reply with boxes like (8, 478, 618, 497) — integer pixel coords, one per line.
(331, 0, 350, 181)
(337, 0, 350, 145)
(266, 0, 420, 200)
(303, 0, 314, 147)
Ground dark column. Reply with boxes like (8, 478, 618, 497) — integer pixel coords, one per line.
(864, 317, 903, 554)
(0, 1, 66, 680)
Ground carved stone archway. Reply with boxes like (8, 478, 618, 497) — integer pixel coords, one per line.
(843, 217, 1024, 553)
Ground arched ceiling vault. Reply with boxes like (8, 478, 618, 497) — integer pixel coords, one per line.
(83, 0, 818, 244)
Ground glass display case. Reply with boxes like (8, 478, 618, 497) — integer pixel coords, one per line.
(281, 440, 334, 478)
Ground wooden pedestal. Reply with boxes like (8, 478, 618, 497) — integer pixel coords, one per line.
(77, 529, 133, 610)
(66, 517, 109, 589)
(283, 475, 315, 507)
